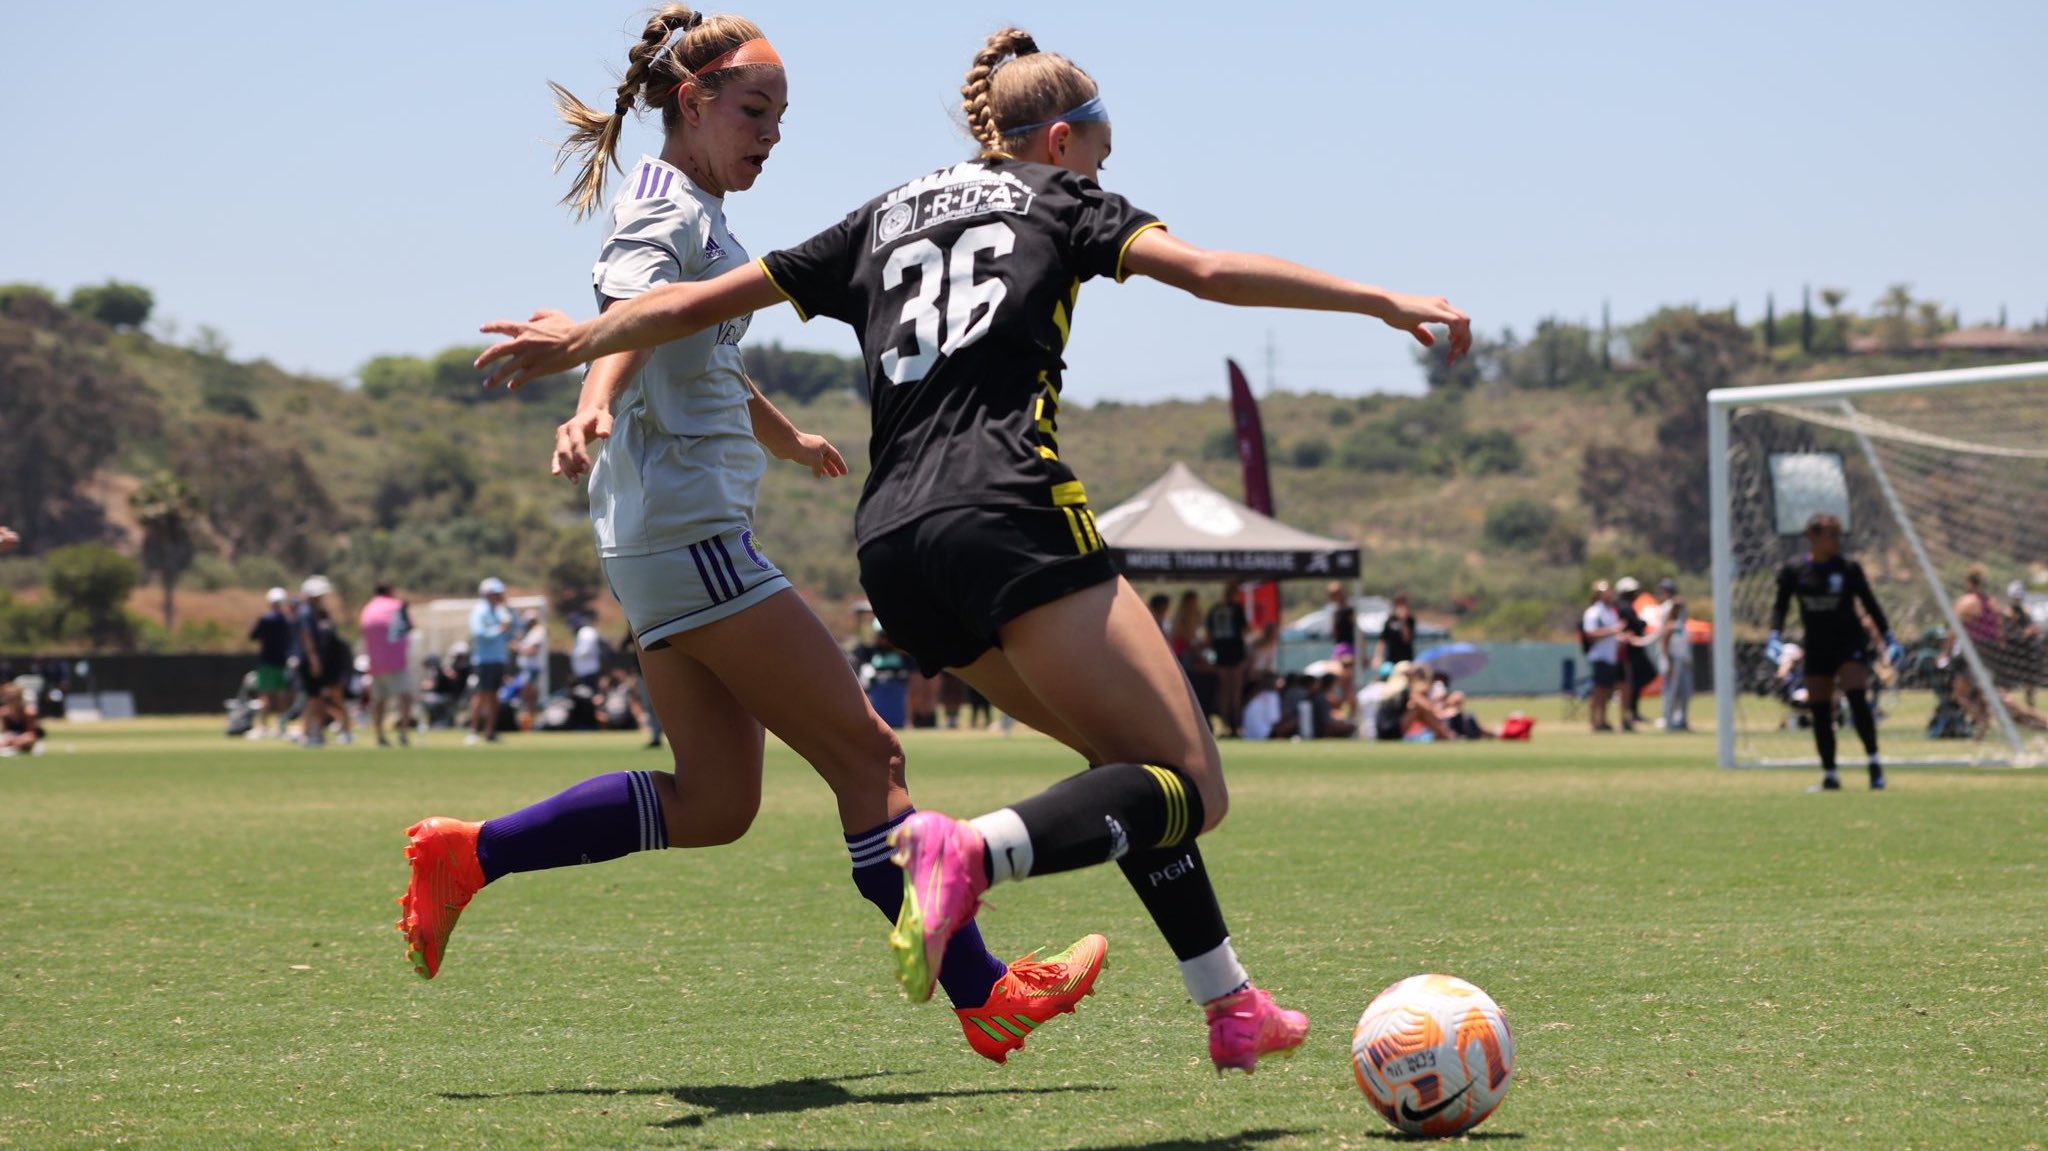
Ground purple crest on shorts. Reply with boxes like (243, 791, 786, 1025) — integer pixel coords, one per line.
(741, 530, 773, 571)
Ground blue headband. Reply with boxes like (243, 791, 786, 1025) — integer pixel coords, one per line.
(1003, 95, 1110, 137)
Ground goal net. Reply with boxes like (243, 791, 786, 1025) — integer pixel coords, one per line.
(1709, 362, 2048, 768)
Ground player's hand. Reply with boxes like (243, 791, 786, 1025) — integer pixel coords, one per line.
(1379, 293, 1473, 364)
(1885, 633, 1905, 668)
(553, 406, 614, 482)
(1765, 631, 1784, 664)
(778, 431, 848, 480)
(0, 526, 17, 554)
(477, 310, 586, 390)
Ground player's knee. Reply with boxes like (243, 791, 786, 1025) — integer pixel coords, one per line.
(815, 714, 905, 799)
(654, 768, 761, 847)
(675, 792, 760, 847)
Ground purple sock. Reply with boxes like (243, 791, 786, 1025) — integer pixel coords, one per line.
(848, 809, 1007, 1009)
(477, 771, 668, 884)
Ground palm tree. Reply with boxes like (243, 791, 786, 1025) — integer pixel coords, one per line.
(1817, 288, 1850, 354)
(1874, 283, 1915, 351)
(130, 474, 200, 634)
(1915, 301, 1948, 339)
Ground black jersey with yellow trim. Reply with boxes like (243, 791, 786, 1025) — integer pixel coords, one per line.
(759, 158, 1161, 545)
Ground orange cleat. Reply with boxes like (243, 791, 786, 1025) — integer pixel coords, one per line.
(395, 817, 485, 979)
(956, 934, 1108, 1064)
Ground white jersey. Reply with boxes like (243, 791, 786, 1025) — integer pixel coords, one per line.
(586, 156, 765, 557)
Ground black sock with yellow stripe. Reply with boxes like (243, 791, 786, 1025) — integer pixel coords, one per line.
(993, 762, 1205, 879)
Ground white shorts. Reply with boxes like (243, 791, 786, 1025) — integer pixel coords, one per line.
(371, 670, 415, 702)
(603, 526, 791, 649)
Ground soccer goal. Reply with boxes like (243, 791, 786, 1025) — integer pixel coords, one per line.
(1708, 361, 2048, 769)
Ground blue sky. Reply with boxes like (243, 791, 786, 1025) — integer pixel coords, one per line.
(4, 1, 2042, 401)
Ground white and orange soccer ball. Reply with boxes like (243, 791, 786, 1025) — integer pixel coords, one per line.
(1351, 974, 1515, 1137)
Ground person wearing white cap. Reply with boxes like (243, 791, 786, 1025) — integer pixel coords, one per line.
(1613, 576, 1657, 731)
(295, 575, 352, 746)
(467, 578, 514, 744)
(248, 587, 297, 739)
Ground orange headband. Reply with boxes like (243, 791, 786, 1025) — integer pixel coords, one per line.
(693, 38, 783, 76)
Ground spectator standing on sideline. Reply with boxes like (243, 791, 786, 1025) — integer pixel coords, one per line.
(515, 608, 549, 726)
(360, 583, 417, 748)
(1168, 590, 1203, 665)
(1328, 582, 1359, 717)
(249, 587, 296, 739)
(1581, 581, 1627, 733)
(1147, 592, 1171, 635)
(569, 612, 604, 690)
(296, 576, 352, 746)
(467, 578, 515, 745)
(1614, 576, 1657, 731)
(1654, 578, 1693, 732)
(1205, 582, 1249, 736)
(1375, 590, 1417, 671)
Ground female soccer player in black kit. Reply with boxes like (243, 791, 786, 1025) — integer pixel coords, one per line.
(478, 27, 1470, 1072)
(1768, 513, 1903, 791)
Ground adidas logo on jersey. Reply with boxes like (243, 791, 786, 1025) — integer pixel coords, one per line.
(703, 235, 727, 263)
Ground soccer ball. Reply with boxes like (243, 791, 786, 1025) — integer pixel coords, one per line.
(1351, 974, 1515, 1137)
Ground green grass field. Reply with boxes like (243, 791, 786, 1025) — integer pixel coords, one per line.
(4, 710, 2045, 1150)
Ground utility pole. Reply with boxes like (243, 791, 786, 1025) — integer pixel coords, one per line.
(1264, 329, 1277, 397)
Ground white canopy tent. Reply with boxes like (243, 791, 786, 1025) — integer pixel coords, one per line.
(1092, 462, 1360, 581)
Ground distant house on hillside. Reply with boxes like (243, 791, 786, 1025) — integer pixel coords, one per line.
(1847, 326, 2048, 357)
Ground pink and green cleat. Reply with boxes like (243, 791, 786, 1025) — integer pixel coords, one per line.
(886, 810, 990, 1004)
(1206, 985, 1309, 1074)
(395, 817, 485, 979)
(957, 934, 1109, 1063)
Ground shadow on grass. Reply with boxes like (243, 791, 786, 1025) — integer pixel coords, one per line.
(1363, 1130, 1524, 1142)
(778, 1130, 1309, 1151)
(442, 1070, 1112, 1129)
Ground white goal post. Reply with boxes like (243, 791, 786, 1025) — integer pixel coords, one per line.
(1708, 361, 2048, 769)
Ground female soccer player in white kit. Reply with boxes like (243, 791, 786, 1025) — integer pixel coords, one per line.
(397, 7, 1105, 1066)
(475, 26, 1470, 1073)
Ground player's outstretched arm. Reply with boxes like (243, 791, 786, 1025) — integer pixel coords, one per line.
(477, 264, 787, 390)
(1120, 228, 1472, 362)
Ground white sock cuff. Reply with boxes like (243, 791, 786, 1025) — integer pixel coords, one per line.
(1180, 937, 1250, 1005)
(969, 808, 1032, 885)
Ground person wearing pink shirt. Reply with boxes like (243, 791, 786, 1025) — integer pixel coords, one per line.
(359, 583, 417, 749)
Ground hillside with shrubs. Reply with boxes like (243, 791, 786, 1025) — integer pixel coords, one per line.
(2, 277, 2037, 651)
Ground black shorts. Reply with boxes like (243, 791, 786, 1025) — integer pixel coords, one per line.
(1590, 659, 1621, 689)
(1802, 644, 1869, 678)
(473, 662, 508, 694)
(298, 662, 341, 692)
(859, 504, 1119, 677)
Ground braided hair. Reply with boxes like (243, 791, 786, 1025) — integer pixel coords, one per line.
(958, 27, 1098, 158)
(551, 5, 769, 219)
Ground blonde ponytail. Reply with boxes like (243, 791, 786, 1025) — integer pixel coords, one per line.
(551, 5, 768, 219)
